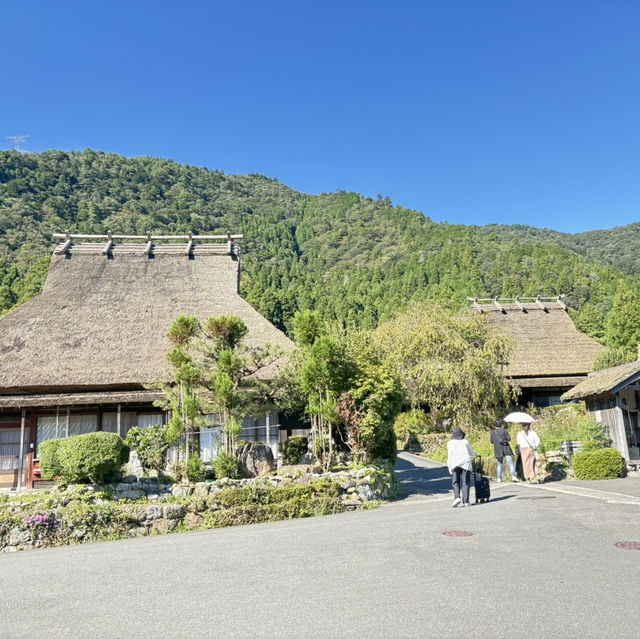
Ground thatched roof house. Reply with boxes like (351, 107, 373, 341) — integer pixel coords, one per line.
(471, 296, 605, 406)
(0, 233, 295, 489)
(561, 359, 640, 462)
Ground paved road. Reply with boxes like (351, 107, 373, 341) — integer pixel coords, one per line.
(2, 454, 640, 639)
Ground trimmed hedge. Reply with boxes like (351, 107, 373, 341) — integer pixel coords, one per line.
(39, 438, 64, 479)
(40, 432, 129, 483)
(281, 436, 308, 465)
(572, 448, 626, 480)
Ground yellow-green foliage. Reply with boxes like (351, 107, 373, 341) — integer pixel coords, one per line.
(40, 432, 129, 483)
(572, 449, 626, 480)
(531, 404, 608, 453)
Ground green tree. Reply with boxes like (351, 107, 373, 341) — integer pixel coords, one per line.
(365, 304, 514, 427)
(605, 283, 640, 351)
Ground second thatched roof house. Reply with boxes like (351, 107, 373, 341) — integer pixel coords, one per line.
(0, 233, 296, 489)
(470, 296, 605, 407)
(561, 358, 640, 463)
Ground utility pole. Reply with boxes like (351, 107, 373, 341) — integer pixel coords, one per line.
(7, 135, 30, 152)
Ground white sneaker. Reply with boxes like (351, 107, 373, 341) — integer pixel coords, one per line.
(452, 498, 462, 508)
(497, 478, 503, 483)
(463, 502, 473, 507)
(511, 476, 519, 482)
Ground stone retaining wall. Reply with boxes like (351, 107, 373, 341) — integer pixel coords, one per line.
(0, 463, 398, 552)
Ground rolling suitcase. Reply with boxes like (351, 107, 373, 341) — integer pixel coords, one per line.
(473, 456, 491, 504)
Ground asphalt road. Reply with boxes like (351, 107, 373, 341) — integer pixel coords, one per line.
(2, 453, 640, 639)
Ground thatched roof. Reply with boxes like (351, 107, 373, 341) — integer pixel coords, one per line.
(472, 298, 605, 387)
(561, 360, 640, 401)
(0, 240, 295, 395)
(0, 390, 165, 409)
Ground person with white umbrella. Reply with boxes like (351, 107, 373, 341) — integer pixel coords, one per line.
(505, 412, 541, 484)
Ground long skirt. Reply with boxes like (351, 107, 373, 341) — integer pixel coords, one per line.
(521, 447, 537, 481)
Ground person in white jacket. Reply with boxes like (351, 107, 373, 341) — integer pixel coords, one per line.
(447, 427, 477, 507)
(516, 423, 541, 483)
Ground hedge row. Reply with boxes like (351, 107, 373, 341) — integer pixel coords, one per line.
(40, 432, 129, 483)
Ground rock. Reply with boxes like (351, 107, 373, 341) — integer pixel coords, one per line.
(194, 483, 209, 497)
(163, 504, 185, 520)
(171, 484, 193, 498)
(121, 475, 138, 484)
(355, 469, 366, 479)
(74, 528, 87, 539)
(8, 528, 31, 546)
(184, 513, 204, 528)
(347, 486, 357, 494)
(118, 490, 145, 500)
(236, 442, 275, 477)
(124, 450, 144, 479)
(147, 493, 160, 501)
(145, 505, 163, 521)
(341, 480, 356, 490)
(358, 485, 374, 501)
(343, 499, 362, 508)
(152, 518, 178, 534)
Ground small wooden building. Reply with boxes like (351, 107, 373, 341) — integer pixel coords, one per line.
(561, 360, 640, 462)
(0, 233, 296, 489)
(470, 296, 605, 407)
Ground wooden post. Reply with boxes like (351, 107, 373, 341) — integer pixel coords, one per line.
(16, 409, 26, 493)
(65, 409, 70, 438)
(266, 412, 271, 451)
(226, 232, 232, 255)
(144, 232, 153, 256)
(117, 404, 122, 437)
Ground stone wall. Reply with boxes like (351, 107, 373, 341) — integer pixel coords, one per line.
(0, 463, 398, 552)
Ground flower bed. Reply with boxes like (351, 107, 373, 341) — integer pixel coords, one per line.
(0, 461, 398, 552)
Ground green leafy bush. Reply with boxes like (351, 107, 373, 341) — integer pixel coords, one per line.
(281, 436, 308, 465)
(214, 452, 241, 479)
(187, 453, 206, 482)
(572, 448, 626, 480)
(39, 439, 64, 479)
(41, 432, 129, 483)
(126, 425, 170, 477)
(394, 410, 428, 448)
(533, 404, 609, 453)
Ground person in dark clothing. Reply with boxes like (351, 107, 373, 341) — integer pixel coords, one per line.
(490, 418, 519, 483)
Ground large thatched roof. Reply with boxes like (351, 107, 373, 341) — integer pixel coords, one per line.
(0, 239, 294, 398)
(561, 360, 640, 401)
(472, 298, 604, 387)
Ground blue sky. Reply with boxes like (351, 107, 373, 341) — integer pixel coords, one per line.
(1, 1, 639, 233)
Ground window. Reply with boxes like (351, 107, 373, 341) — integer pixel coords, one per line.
(36, 414, 98, 456)
(0, 429, 27, 471)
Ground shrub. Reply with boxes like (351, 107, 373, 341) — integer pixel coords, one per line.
(281, 436, 308, 465)
(187, 453, 206, 482)
(533, 404, 609, 453)
(39, 439, 64, 480)
(56, 432, 128, 483)
(394, 410, 428, 448)
(572, 448, 626, 480)
(126, 425, 170, 477)
(214, 452, 241, 479)
(369, 425, 397, 463)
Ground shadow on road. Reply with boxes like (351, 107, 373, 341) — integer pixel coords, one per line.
(394, 452, 519, 503)
(394, 454, 452, 498)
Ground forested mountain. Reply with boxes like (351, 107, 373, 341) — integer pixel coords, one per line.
(473, 222, 640, 276)
(1, 150, 639, 352)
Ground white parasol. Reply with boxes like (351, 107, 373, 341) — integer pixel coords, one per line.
(503, 411, 535, 424)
